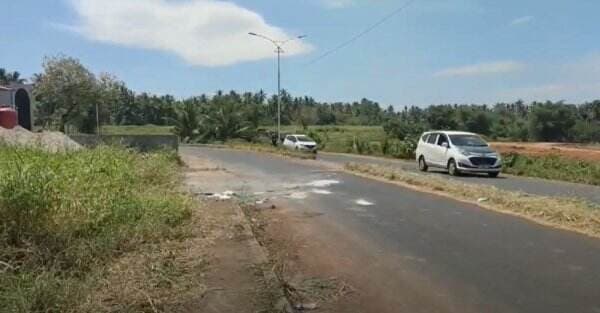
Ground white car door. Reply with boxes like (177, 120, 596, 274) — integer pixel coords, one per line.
(434, 133, 451, 166)
(425, 133, 440, 165)
(283, 136, 295, 149)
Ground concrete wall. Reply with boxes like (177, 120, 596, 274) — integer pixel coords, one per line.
(0, 89, 12, 106)
(69, 134, 179, 151)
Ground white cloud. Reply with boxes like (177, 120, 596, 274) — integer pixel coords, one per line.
(320, 0, 356, 8)
(510, 16, 534, 26)
(433, 61, 525, 78)
(66, 0, 313, 67)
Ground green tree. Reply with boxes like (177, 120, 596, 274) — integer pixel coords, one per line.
(33, 56, 98, 132)
(426, 105, 458, 130)
(171, 101, 201, 142)
(528, 102, 577, 142)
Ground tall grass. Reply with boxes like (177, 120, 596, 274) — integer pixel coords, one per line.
(503, 153, 600, 185)
(0, 145, 192, 312)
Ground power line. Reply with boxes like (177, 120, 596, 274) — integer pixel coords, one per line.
(306, 0, 418, 66)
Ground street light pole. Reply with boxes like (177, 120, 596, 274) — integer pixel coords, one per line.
(248, 32, 306, 145)
(276, 46, 281, 143)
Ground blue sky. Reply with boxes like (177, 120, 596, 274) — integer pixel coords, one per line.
(2, 0, 600, 107)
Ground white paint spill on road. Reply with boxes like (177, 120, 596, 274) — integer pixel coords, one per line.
(311, 189, 332, 195)
(206, 190, 236, 200)
(208, 193, 232, 200)
(288, 192, 308, 200)
(305, 180, 340, 188)
(355, 199, 374, 206)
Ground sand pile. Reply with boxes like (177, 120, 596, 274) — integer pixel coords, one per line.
(0, 126, 82, 152)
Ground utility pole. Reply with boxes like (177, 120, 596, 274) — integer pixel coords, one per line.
(248, 32, 306, 145)
(276, 46, 282, 142)
(95, 102, 100, 137)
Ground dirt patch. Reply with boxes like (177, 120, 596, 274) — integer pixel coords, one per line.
(85, 200, 282, 313)
(492, 142, 600, 162)
(243, 204, 486, 313)
(244, 205, 356, 312)
(83, 155, 285, 312)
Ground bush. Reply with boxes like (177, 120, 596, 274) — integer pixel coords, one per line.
(0, 145, 192, 311)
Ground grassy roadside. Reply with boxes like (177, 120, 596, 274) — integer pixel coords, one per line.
(503, 153, 600, 186)
(0, 145, 193, 312)
(345, 163, 600, 238)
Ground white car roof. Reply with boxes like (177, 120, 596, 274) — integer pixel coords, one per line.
(424, 130, 478, 136)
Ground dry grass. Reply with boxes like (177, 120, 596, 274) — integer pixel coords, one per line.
(345, 163, 600, 238)
(81, 204, 211, 313)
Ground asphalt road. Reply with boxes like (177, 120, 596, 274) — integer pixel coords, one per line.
(319, 152, 600, 204)
(181, 146, 600, 313)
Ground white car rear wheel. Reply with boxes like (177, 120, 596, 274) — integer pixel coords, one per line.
(418, 156, 428, 172)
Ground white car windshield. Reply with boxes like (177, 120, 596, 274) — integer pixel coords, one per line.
(449, 135, 488, 147)
(295, 135, 313, 142)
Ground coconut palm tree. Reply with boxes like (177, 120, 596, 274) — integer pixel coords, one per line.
(0, 68, 26, 85)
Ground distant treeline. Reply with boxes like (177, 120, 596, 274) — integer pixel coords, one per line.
(5, 55, 600, 143)
(101, 90, 600, 143)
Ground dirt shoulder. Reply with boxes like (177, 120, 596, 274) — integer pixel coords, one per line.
(85, 154, 286, 312)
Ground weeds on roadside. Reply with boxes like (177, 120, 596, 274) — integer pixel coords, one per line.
(503, 153, 600, 186)
(0, 145, 192, 312)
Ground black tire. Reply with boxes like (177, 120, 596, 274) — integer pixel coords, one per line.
(448, 159, 460, 176)
(488, 172, 500, 178)
(418, 156, 428, 172)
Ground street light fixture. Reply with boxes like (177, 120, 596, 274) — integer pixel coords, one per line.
(249, 32, 306, 145)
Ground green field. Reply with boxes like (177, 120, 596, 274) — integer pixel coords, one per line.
(270, 125, 416, 158)
(265, 125, 397, 154)
(101, 125, 175, 135)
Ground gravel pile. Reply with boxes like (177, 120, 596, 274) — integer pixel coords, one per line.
(0, 126, 82, 152)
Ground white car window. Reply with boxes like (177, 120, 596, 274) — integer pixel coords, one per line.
(296, 135, 313, 142)
(437, 134, 449, 146)
(427, 133, 438, 144)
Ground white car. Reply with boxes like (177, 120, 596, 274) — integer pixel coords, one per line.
(415, 131, 502, 177)
(283, 134, 318, 153)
